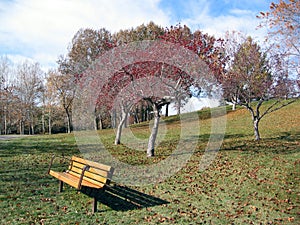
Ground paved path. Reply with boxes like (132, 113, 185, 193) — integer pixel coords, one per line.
(0, 135, 26, 141)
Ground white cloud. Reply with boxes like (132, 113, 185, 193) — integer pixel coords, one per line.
(0, 0, 170, 70)
(229, 8, 253, 16)
(0, 0, 269, 70)
(182, 4, 267, 43)
(6, 54, 34, 64)
(164, 0, 269, 44)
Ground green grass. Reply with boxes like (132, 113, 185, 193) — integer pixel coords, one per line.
(0, 101, 299, 224)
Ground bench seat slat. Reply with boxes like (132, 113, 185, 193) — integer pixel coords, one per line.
(83, 170, 107, 184)
(49, 170, 104, 189)
(49, 170, 79, 188)
(69, 166, 108, 184)
(71, 161, 111, 178)
(68, 161, 85, 171)
(70, 161, 110, 178)
(67, 170, 107, 187)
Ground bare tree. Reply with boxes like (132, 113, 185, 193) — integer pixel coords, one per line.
(14, 61, 44, 134)
(258, 0, 300, 83)
(46, 70, 75, 133)
(0, 56, 11, 134)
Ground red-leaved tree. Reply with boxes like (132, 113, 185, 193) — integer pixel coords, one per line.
(73, 24, 225, 157)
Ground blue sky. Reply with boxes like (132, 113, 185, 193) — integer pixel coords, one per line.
(0, 0, 273, 71)
(160, 0, 271, 19)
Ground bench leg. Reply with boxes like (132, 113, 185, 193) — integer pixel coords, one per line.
(92, 197, 97, 213)
(59, 180, 63, 192)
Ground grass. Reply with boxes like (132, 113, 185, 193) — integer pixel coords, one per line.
(0, 101, 299, 224)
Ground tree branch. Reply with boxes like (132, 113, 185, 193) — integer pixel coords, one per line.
(260, 98, 298, 119)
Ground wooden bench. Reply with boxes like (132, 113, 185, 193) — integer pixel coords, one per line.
(48, 155, 114, 213)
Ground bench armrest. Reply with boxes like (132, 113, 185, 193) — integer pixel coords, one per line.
(47, 155, 71, 174)
(77, 165, 90, 189)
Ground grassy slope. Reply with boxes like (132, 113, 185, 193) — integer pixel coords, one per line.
(0, 101, 299, 224)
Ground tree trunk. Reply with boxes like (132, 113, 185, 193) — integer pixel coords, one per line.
(232, 103, 236, 111)
(165, 103, 169, 117)
(146, 105, 151, 121)
(253, 117, 260, 141)
(176, 98, 181, 115)
(94, 115, 97, 130)
(141, 106, 145, 122)
(232, 95, 238, 111)
(65, 109, 71, 133)
(114, 120, 124, 145)
(48, 109, 52, 135)
(28, 122, 31, 135)
(114, 107, 128, 145)
(31, 122, 34, 135)
(124, 114, 128, 128)
(147, 104, 160, 157)
(30, 112, 34, 135)
(98, 116, 103, 130)
(111, 110, 117, 128)
(42, 111, 45, 134)
(4, 113, 7, 135)
(20, 120, 24, 135)
(134, 107, 139, 123)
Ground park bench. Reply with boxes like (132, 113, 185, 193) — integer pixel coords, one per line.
(48, 155, 114, 213)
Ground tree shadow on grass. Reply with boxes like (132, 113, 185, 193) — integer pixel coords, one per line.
(0, 137, 79, 158)
(221, 131, 300, 154)
(271, 131, 300, 142)
(154, 133, 251, 157)
(81, 184, 169, 212)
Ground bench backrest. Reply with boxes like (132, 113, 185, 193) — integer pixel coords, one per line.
(67, 156, 114, 188)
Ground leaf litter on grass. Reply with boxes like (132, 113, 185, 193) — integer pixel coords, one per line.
(0, 102, 299, 224)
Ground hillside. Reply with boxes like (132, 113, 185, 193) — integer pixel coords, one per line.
(0, 100, 299, 224)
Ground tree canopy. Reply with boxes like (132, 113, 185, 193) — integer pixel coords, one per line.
(72, 23, 225, 156)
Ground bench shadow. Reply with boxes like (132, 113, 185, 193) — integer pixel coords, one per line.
(81, 184, 169, 212)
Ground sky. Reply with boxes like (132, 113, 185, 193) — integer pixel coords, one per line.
(0, 0, 274, 71)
